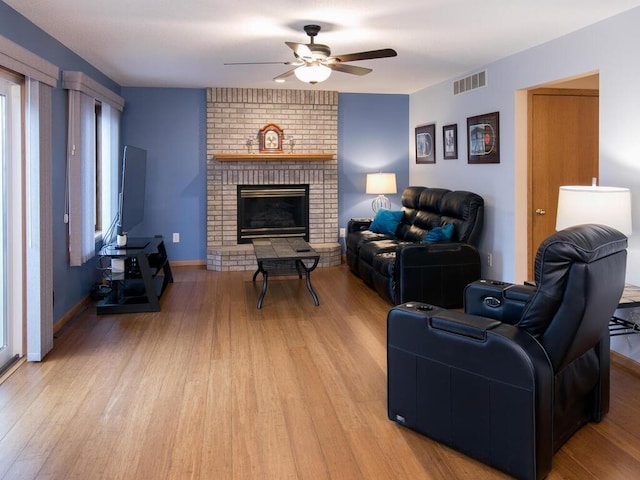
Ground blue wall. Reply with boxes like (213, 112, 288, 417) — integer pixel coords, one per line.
(121, 88, 207, 261)
(338, 93, 410, 248)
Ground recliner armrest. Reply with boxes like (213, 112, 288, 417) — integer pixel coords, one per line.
(347, 218, 372, 234)
(429, 309, 501, 340)
(464, 280, 536, 324)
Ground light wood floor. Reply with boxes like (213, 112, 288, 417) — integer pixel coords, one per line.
(2, 264, 640, 479)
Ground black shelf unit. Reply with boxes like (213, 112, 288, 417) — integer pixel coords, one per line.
(97, 236, 173, 314)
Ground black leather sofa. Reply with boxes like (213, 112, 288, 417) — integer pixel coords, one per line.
(387, 224, 628, 480)
(346, 186, 484, 307)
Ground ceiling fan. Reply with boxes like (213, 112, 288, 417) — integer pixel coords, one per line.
(225, 24, 397, 84)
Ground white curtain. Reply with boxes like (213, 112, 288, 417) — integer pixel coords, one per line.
(67, 90, 97, 266)
(25, 78, 54, 361)
(63, 71, 124, 266)
(1, 33, 58, 361)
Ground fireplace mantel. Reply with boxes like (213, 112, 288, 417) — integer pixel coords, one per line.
(214, 153, 335, 162)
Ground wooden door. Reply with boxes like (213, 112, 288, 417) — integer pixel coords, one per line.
(528, 89, 599, 278)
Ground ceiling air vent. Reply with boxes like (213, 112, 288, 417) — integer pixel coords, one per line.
(453, 71, 487, 95)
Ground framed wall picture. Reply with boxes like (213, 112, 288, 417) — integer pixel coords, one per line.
(467, 112, 500, 164)
(415, 123, 436, 164)
(442, 124, 458, 159)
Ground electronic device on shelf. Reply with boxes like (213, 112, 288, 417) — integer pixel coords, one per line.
(113, 239, 149, 250)
(116, 145, 147, 248)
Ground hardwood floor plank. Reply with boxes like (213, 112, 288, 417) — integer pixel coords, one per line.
(356, 398, 443, 479)
(558, 425, 640, 479)
(199, 358, 232, 478)
(0, 264, 639, 479)
(32, 329, 130, 477)
(288, 346, 364, 480)
(295, 318, 370, 432)
(280, 394, 331, 480)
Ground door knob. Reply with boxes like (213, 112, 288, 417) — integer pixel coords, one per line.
(535, 208, 546, 215)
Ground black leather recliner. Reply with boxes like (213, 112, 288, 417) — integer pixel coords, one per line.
(346, 186, 484, 307)
(387, 224, 627, 480)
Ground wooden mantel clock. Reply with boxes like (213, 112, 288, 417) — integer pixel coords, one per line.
(259, 123, 284, 153)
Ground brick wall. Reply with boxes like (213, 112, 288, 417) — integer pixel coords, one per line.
(206, 88, 341, 271)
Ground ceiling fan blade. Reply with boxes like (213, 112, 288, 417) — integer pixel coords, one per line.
(332, 48, 397, 63)
(329, 63, 372, 76)
(273, 68, 297, 81)
(286, 41, 313, 60)
(224, 61, 299, 66)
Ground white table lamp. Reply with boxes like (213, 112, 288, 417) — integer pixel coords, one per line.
(556, 184, 632, 236)
(366, 173, 397, 213)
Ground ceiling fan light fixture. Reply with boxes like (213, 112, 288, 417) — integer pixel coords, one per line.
(230, 24, 396, 84)
(294, 63, 331, 84)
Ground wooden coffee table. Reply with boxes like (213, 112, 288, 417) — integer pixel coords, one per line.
(251, 237, 320, 309)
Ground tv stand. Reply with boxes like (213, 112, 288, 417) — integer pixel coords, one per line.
(97, 236, 173, 314)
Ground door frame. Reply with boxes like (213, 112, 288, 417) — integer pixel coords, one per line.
(514, 72, 599, 283)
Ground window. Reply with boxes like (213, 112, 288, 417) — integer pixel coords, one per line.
(63, 71, 123, 266)
(95, 100, 102, 237)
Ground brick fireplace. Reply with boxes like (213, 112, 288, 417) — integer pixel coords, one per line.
(206, 88, 341, 271)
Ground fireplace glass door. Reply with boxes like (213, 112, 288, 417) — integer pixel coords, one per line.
(237, 185, 309, 243)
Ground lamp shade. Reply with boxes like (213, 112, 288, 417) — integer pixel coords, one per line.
(366, 173, 397, 195)
(294, 64, 331, 84)
(556, 185, 632, 236)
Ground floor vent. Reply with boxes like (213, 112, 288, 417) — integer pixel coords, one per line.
(454, 71, 487, 95)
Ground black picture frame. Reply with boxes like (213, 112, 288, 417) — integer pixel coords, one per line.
(442, 124, 458, 159)
(415, 123, 436, 164)
(467, 112, 500, 164)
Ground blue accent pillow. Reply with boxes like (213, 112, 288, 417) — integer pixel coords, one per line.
(422, 223, 454, 242)
(369, 209, 404, 236)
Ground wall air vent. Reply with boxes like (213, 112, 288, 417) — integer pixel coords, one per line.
(453, 70, 487, 95)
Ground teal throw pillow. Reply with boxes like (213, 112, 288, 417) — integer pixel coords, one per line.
(422, 223, 454, 242)
(369, 209, 404, 236)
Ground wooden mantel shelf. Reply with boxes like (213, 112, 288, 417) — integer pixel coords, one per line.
(214, 153, 335, 162)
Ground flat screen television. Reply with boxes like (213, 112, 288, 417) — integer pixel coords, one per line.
(116, 145, 148, 249)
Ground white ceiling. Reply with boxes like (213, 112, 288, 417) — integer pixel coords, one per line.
(6, 0, 640, 94)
